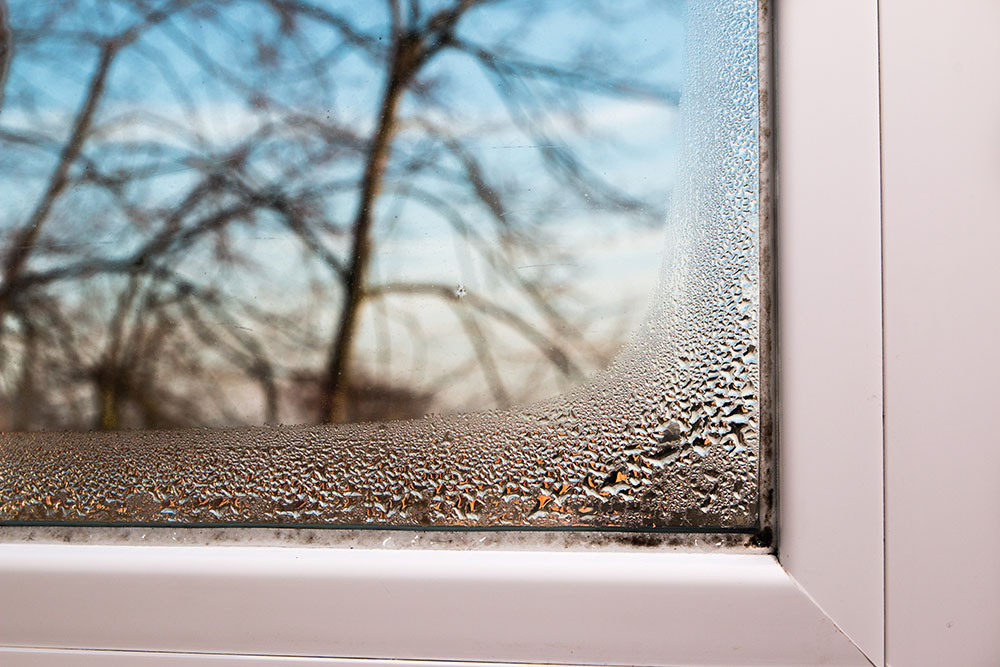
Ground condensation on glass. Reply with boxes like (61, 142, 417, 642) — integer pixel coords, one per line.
(0, 0, 765, 531)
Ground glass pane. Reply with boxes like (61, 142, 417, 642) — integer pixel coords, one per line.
(0, 0, 766, 533)
(1, 1, 683, 428)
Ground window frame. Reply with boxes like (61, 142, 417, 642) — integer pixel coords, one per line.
(0, 2, 887, 665)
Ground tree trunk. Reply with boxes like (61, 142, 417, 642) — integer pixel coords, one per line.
(95, 369, 122, 431)
(10, 323, 36, 431)
(318, 35, 421, 423)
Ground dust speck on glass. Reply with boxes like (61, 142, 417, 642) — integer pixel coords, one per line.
(0, 0, 764, 531)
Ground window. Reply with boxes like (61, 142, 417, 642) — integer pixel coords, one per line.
(1, 1, 908, 665)
(0, 0, 768, 538)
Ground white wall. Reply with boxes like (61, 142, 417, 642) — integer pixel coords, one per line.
(880, 1, 1000, 664)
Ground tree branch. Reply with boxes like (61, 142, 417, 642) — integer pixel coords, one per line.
(1, 41, 116, 296)
(366, 281, 583, 380)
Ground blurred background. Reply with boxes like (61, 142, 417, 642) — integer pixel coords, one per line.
(0, 0, 683, 430)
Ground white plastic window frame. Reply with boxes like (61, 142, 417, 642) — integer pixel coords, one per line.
(0, 2, 886, 666)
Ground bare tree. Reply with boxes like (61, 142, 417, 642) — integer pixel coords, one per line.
(0, 0, 680, 430)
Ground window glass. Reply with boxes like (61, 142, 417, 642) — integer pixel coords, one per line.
(0, 0, 764, 533)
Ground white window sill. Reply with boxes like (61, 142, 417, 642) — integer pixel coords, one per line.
(0, 546, 869, 666)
